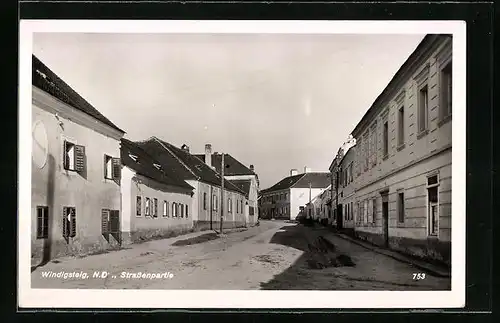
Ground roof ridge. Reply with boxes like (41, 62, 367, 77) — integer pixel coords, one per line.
(152, 137, 200, 181)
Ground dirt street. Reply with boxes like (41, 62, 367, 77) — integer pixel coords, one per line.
(31, 220, 451, 290)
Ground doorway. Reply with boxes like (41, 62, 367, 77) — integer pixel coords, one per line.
(381, 191, 389, 247)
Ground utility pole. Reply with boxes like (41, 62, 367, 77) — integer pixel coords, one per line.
(220, 153, 224, 234)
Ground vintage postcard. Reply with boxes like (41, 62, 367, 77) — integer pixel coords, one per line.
(19, 20, 466, 309)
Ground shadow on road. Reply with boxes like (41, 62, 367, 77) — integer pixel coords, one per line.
(260, 223, 355, 290)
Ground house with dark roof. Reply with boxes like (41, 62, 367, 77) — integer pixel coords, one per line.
(31, 55, 125, 263)
(120, 139, 195, 243)
(259, 167, 331, 220)
(135, 137, 249, 230)
(193, 144, 260, 226)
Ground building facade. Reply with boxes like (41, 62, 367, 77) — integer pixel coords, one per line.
(31, 55, 125, 262)
(120, 139, 195, 243)
(260, 168, 331, 220)
(338, 146, 357, 231)
(136, 138, 248, 231)
(350, 34, 452, 265)
(194, 146, 259, 226)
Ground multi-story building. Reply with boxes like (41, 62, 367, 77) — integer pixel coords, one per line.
(120, 138, 195, 243)
(259, 168, 331, 220)
(31, 55, 125, 263)
(193, 145, 259, 226)
(350, 34, 452, 265)
(338, 146, 357, 231)
(136, 138, 248, 231)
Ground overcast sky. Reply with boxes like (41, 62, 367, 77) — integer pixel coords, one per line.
(33, 33, 425, 189)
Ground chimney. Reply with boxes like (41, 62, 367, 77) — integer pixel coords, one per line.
(205, 144, 212, 168)
(304, 166, 312, 173)
(250, 165, 254, 172)
(290, 169, 299, 176)
(181, 144, 190, 153)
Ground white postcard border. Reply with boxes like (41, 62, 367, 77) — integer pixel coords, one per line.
(19, 19, 466, 309)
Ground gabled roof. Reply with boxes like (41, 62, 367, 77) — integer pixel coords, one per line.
(261, 172, 331, 194)
(194, 153, 255, 176)
(32, 55, 125, 133)
(120, 139, 193, 192)
(228, 179, 252, 198)
(135, 137, 246, 195)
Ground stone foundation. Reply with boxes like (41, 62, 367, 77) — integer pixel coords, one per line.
(31, 233, 122, 263)
(130, 226, 194, 243)
(354, 230, 451, 266)
(193, 220, 247, 231)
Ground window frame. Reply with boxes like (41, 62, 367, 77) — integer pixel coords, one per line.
(36, 206, 49, 239)
(163, 200, 168, 218)
(397, 190, 406, 224)
(136, 196, 142, 217)
(426, 173, 440, 237)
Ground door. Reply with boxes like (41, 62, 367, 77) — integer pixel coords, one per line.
(381, 192, 389, 247)
(337, 203, 343, 230)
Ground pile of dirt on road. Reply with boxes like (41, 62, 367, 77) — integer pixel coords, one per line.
(306, 236, 356, 269)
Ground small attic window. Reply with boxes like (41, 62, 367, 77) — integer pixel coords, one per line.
(129, 154, 138, 162)
(153, 163, 161, 170)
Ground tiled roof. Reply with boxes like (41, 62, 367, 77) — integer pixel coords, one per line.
(120, 139, 193, 191)
(228, 179, 252, 198)
(194, 153, 255, 176)
(261, 172, 331, 194)
(135, 138, 246, 195)
(32, 55, 125, 133)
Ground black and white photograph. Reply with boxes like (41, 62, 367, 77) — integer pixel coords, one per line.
(19, 20, 466, 308)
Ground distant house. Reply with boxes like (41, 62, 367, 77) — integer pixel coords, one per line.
(135, 138, 248, 230)
(193, 144, 259, 226)
(337, 146, 356, 232)
(259, 167, 331, 220)
(306, 184, 331, 224)
(120, 139, 194, 243)
(31, 55, 125, 262)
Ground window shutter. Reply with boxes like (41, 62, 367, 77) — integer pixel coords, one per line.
(62, 207, 69, 237)
(63, 141, 69, 170)
(185, 205, 188, 218)
(110, 210, 120, 233)
(74, 145, 86, 173)
(101, 209, 110, 234)
(69, 208, 76, 237)
(112, 158, 121, 181)
(104, 155, 108, 178)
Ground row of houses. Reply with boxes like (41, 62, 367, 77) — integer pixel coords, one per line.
(31, 55, 259, 262)
(259, 34, 453, 266)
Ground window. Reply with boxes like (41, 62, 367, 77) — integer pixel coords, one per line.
(398, 106, 405, 147)
(212, 195, 218, 211)
(440, 62, 452, 120)
(203, 193, 207, 210)
(350, 202, 353, 221)
(104, 155, 121, 180)
(101, 209, 120, 235)
(145, 198, 151, 216)
(383, 121, 389, 157)
(180, 204, 184, 218)
(398, 192, 405, 223)
(63, 140, 85, 173)
(136, 196, 142, 216)
(316, 207, 320, 216)
(363, 200, 368, 224)
(372, 198, 377, 223)
(285, 193, 288, 200)
(172, 202, 177, 217)
(249, 206, 255, 216)
(185, 204, 189, 218)
(357, 202, 361, 224)
(36, 206, 49, 239)
(62, 206, 76, 238)
(163, 201, 168, 217)
(418, 85, 429, 134)
(427, 174, 439, 236)
(371, 122, 378, 166)
(153, 198, 158, 218)
(364, 133, 369, 170)
(228, 198, 232, 213)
